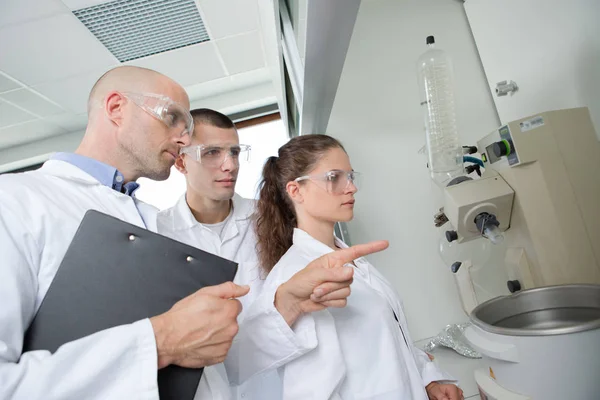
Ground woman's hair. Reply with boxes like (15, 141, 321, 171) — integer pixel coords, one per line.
(255, 134, 345, 273)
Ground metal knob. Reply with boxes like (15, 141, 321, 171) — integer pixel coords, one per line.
(507, 280, 522, 293)
(445, 230, 458, 243)
(451, 262, 462, 273)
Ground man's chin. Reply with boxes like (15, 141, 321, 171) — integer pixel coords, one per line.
(146, 167, 171, 181)
(214, 188, 236, 201)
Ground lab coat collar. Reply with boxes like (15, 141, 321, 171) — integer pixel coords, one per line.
(40, 159, 147, 202)
(292, 228, 370, 279)
(171, 192, 255, 232)
(38, 160, 157, 230)
(40, 159, 110, 186)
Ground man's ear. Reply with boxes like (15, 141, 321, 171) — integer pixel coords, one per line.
(175, 155, 187, 174)
(104, 91, 126, 127)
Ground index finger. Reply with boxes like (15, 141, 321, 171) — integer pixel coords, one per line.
(327, 240, 389, 268)
(200, 282, 250, 299)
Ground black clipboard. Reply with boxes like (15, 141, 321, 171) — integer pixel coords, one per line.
(23, 210, 238, 400)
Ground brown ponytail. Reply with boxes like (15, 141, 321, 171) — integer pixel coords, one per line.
(254, 134, 345, 273)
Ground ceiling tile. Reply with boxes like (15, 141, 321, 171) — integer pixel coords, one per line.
(186, 77, 232, 101)
(199, 0, 259, 39)
(216, 31, 265, 75)
(0, 0, 67, 29)
(0, 100, 37, 128)
(186, 67, 271, 101)
(127, 42, 226, 87)
(0, 13, 118, 86)
(0, 89, 66, 118)
(62, 0, 118, 10)
(44, 112, 88, 133)
(33, 67, 113, 114)
(0, 73, 22, 93)
(229, 68, 271, 86)
(0, 120, 66, 149)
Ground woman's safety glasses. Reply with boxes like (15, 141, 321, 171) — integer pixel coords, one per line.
(295, 170, 361, 195)
(180, 144, 251, 168)
(123, 92, 193, 137)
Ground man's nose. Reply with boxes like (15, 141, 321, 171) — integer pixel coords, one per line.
(220, 153, 237, 171)
(177, 131, 192, 147)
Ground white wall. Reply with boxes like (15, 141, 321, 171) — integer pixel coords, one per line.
(465, 0, 600, 140)
(327, 0, 500, 340)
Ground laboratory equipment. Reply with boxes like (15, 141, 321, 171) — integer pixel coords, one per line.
(467, 285, 600, 400)
(416, 35, 464, 186)
(436, 107, 600, 398)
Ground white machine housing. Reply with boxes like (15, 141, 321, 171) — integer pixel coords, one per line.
(444, 107, 600, 291)
(477, 107, 600, 288)
(444, 171, 514, 243)
(443, 107, 600, 399)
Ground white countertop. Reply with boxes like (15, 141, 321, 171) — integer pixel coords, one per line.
(415, 337, 483, 399)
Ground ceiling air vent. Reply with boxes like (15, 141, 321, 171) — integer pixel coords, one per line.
(73, 0, 210, 62)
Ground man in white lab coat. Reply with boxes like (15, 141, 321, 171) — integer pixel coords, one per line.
(0, 67, 386, 399)
(158, 109, 276, 398)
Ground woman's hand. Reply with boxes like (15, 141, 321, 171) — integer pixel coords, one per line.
(426, 382, 464, 400)
(274, 240, 389, 326)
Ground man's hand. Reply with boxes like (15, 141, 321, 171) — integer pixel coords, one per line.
(426, 382, 464, 400)
(150, 282, 250, 369)
(274, 240, 389, 326)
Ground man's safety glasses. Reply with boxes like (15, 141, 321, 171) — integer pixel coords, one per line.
(123, 92, 193, 137)
(295, 170, 361, 195)
(180, 144, 251, 168)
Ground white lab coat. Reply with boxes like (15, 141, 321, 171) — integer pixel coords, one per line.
(0, 160, 160, 399)
(157, 194, 282, 399)
(263, 228, 456, 400)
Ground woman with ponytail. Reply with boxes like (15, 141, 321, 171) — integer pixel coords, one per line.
(254, 134, 462, 400)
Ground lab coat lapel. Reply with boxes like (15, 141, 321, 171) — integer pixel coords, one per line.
(171, 194, 198, 231)
(222, 194, 253, 244)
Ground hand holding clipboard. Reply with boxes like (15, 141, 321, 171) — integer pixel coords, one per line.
(24, 210, 241, 400)
(151, 281, 249, 369)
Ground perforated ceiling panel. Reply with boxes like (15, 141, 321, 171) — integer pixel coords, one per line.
(73, 0, 210, 62)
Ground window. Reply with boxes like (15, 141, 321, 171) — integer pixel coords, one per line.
(236, 116, 289, 199)
(134, 165, 186, 210)
(134, 114, 289, 210)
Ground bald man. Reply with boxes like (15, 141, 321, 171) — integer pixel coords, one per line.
(0, 66, 389, 399)
(0, 66, 251, 399)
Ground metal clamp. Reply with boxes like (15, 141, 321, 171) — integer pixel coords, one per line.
(495, 80, 518, 96)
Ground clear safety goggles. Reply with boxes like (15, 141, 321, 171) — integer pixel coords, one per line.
(295, 170, 361, 195)
(180, 144, 251, 168)
(123, 92, 193, 137)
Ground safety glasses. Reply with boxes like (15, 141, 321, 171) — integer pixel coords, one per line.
(123, 92, 193, 137)
(180, 144, 251, 168)
(295, 170, 361, 194)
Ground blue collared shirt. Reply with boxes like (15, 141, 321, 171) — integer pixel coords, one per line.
(51, 152, 140, 196)
(51, 152, 148, 227)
